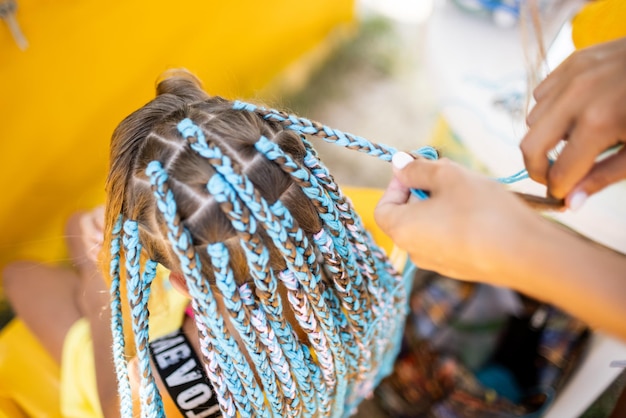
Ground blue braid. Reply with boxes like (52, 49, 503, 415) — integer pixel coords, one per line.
(122, 220, 165, 418)
(181, 118, 349, 416)
(108, 215, 134, 418)
(270, 200, 348, 418)
(255, 136, 360, 378)
(232, 101, 399, 160)
(255, 136, 372, 331)
(181, 118, 346, 416)
(147, 161, 270, 418)
(297, 138, 405, 396)
(255, 137, 377, 389)
(295, 138, 408, 402)
(205, 173, 319, 417)
(184, 121, 332, 414)
(240, 281, 313, 418)
(279, 269, 333, 416)
(140, 259, 163, 415)
(209, 242, 291, 417)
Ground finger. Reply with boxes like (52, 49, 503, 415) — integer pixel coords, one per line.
(569, 146, 626, 203)
(526, 81, 570, 127)
(532, 55, 574, 102)
(535, 37, 626, 103)
(548, 110, 620, 198)
(521, 96, 577, 185)
(374, 176, 411, 234)
(381, 175, 411, 204)
(92, 205, 105, 232)
(393, 156, 455, 194)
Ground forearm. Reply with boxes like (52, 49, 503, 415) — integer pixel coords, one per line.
(502, 218, 626, 341)
(84, 303, 121, 418)
(79, 275, 120, 418)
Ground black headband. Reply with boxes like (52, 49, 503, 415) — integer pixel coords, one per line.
(149, 328, 222, 417)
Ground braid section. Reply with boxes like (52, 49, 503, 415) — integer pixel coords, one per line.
(123, 221, 165, 418)
(109, 215, 134, 418)
(148, 161, 270, 418)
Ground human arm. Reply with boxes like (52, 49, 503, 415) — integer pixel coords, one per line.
(66, 208, 120, 418)
(374, 154, 626, 341)
(521, 36, 626, 205)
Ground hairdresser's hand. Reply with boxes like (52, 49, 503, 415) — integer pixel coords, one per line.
(375, 153, 545, 284)
(522, 36, 626, 206)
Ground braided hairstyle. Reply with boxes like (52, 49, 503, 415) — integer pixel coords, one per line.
(103, 69, 437, 418)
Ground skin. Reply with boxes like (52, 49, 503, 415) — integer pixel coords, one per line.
(375, 156, 626, 342)
(3, 208, 189, 417)
(3, 208, 119, 417)
(521, 36, 626, 203)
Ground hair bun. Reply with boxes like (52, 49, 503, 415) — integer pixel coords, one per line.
(155, 68, 208, 101)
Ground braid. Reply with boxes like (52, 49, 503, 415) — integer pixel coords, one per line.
(245, 112, 414, 401)
(233, 101, 399, 160)
(256, 136, 372, 335)
(239, 282, 312, 418)
(183, 119, 339, 415)
(205, 172, 320, 417)
(148, 161, 270, 418)
(210, 242, 293, 417)
(122, 221, 165, 418)
(108, 215, 134, 418)
(255, 137, 382, 390)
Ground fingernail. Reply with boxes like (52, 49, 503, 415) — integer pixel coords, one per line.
(568, 190, 588, 211)
(392, 152, 414, 170)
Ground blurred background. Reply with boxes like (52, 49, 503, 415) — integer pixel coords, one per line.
(1, 0, 625, 416)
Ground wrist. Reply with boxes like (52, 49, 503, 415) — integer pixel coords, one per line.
(482, 211, 555, 288)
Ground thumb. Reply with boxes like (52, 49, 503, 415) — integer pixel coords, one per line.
(392, 151, 448, 193)
(567, 146, 626, 209)
(375, 175, 411, 235)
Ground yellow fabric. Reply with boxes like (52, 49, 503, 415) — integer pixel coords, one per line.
(60, 319, 101, 418)
(0, 320, 62, 418)
(60, 288, 189, 418)
(0, 285, 188, 418)
(572, 0, 626, 49)
(342, 186, 393, 255)
(342, 186, 407, 271)
(0, 0, 354, 277)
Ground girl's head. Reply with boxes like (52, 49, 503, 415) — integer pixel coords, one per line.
(106, 70, 321, 286)
(104, 69, 426, 418)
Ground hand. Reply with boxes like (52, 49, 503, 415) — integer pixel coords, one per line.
(521, 36, 626, 205)
(64, 206, 109, 316)
(65, 206, 105, 267)
(375, 153, 544, 284)
(79, 206, 105, 263)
